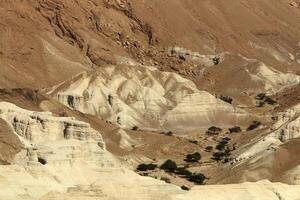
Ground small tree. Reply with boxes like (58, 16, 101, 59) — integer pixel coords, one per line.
(137, 163, 157, 171)
(206, 126, 222, 135)
(229, 126, 242, 133)
(185, 152, 201, 162)
(188, 173, 206, 184)
(215, 141, 228, 151)
(160, 159, 177, 172)
(212, 152, 226, 161)
(175, 167, 192, 177)
(247, 121, 261, 131)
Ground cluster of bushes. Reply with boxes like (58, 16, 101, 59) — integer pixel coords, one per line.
(137, 159, 207, 185)
(160, 159, 207, 184)
(206, 126, 222, 136)
(247, 121, 261, 131)
(255, 93, 277, 107)
(212, 137, 232, 163)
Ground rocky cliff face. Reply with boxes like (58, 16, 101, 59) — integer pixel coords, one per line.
(0, 102, 107, 166)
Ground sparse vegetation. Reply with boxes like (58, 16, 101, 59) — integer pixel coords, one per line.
(146, 159, 207, 185)
(132, 126, 139, 131)
(247, 121, 261, 131)
(137, 163, 157, 171)
(229, 126, 242, 133)
(206, 126, 222, 135)
(160, 159, 177, 172)
(185, 152, 201, 162)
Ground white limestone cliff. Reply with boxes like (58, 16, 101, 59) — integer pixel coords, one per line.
(48, 65, 248, 132)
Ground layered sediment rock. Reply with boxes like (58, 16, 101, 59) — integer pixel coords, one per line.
(236, 103, 300, 162)
(49, 65, 249, 132)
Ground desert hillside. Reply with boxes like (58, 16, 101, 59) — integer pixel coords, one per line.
(1, 0, 300, 199)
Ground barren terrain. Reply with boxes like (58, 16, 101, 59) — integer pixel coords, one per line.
(1, 0, 300, 199)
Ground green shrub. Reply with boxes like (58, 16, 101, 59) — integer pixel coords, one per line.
(205, 146, 213, 152)
(137, 163, 157, 171)
(206, 126, 222, 135)
(212, 152, 226, 161)
(188, 173, 206, 184)
(247, 121, 261, 131)
(215, 141, 227, 151)
(175, 167, 192, 177)
(185, 152, 201, 162)
(215, 138, 231, 151)
(229, 126, 242, 133)
(160, 159, 177, 172)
